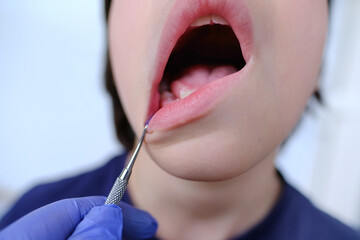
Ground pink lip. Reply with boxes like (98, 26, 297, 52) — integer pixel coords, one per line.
(147, 0, 254, 131)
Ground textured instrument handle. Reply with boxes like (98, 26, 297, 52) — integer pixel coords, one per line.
(105, 177, 127, 205)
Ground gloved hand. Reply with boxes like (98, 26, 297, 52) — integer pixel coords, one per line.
(0, 196, 157, 240)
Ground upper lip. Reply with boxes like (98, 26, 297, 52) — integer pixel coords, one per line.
(146, 0, 254, 120)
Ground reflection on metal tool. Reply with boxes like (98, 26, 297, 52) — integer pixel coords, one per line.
(105, 121, 149, 205)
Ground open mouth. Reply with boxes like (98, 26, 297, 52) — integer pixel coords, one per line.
(159, 16, 246, 107)
(147, 0, 253, 131)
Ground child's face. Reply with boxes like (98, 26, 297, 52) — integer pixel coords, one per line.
(108, 0, 328, 181)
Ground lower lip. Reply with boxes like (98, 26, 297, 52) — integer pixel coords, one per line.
(148, 65, 250, 131)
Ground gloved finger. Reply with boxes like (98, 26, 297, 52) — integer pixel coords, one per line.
(69, 204, 123, 240)
(118, 202, 158, 240)
(0, 196, 106, 240)
(69, 202, 158, 240)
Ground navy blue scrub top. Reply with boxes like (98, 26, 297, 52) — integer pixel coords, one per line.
(1, 153, 359, 239)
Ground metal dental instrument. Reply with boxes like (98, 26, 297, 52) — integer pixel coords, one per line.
(105, 122, 149, 205)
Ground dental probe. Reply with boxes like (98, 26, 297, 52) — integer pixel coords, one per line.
(105, 121, 149, 205)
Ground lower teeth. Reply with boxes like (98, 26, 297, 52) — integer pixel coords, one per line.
(180, 89, 194, 99)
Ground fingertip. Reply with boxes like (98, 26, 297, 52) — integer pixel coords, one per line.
(141, 217, 158, 239)
(69, 204, 123, 239)
(103, 203, 122, 211)
(72, 196, 107, 206)
(89, 205, 123, 221)
(71, 196, 108, 218)
(118, 202, 158, 239)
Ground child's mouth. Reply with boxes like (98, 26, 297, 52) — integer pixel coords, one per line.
(160, 22, 246, 107)
(147, 0, 254, 131)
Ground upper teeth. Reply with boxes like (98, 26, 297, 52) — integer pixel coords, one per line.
(190, 14, 229, 27)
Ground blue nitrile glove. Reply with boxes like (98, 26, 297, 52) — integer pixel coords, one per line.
(0, 196, 157, 240)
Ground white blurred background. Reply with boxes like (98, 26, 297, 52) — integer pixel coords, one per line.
(0, 0, 360, 231)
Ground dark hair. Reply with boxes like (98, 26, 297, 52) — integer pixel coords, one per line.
(104, 0, 330, 150)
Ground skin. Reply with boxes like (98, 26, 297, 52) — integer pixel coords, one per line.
(108, 0, 328, 239)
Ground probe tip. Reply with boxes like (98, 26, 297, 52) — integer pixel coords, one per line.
(145, 115, 153, 126)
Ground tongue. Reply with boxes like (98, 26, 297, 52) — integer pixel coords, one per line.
(170, 65, 237, 99)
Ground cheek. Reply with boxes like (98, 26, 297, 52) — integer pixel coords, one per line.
(108, 1, 164, 133)
(252, 0, 328, 128)
(108, 0, 177, 134)
(108, 3, 147, 131)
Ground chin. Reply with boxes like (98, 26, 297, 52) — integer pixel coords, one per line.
(145, 114, 281, 182)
